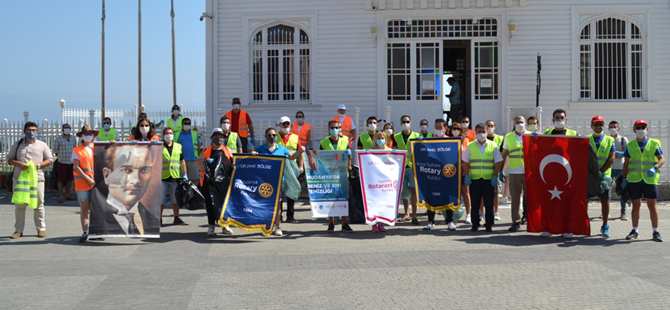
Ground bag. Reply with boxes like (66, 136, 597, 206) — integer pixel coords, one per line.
(443, 206, 466, 223)
(347, 166, 366, 224)
(175, 179, 205, 210)
(49, 158, 59, 191)
(615, 175, 631, 203)
(204, 155, 232, 198)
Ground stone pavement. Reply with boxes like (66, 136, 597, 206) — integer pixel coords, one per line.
(1, 190, 669, 310)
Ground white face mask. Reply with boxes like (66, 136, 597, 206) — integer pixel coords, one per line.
(515, 123, 526, 133)
(82, 135, 94, 142)
(402, 123, 411, 131)
(487, 127, 495, 135)
(476, 133, 487, 143)
(636, 129, 647, 139)
(554, 121, 566, 129)
(528, 124, 538, 132)
(339, 113, 346, 117)
(462, 122, 469, 129)
(420, 125, 428, 132)
(163, 134, 174, 142)
(609, 128, 618, 136)
(384, 129, 393, 136)
(183, 125, 191, 132)
(172, 110, 179, 116)
(221, 123, 230, 131)
(233, 104, 241, 110)
(368, 123, 378, 132)
(140, 126, 150, 135)
(451, 130, 461, 137)
(592, 128, 604, 136)
(434, 129, 444, 137)
(280, 127, 290, 134)
(296, 118, 303, 123)
(63, 128, 71, 135)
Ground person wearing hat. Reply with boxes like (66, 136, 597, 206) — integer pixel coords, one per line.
(72, 125, 98, 242)
(332, 104, 356, 142)
(276, 116, 306, 224)
(622, 119, 665, 242)
(587, 115, 616, 237)
(166, 105, 184, 134)
(197, 128, 234, 236)
(225, 98, 255, 152)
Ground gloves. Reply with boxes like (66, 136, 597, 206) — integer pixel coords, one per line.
(531, 132, 539, 137)
(250, 137, 256, 146)
(615, 151, 624, 157)
(464, 175, 472, 186)
(647, 167, 658, 177)
(344, 149, 352, 157)
(130, 140, 138, 143)
(206, 158, 214, 164)
(599, 171, 604, 179)
(417, 136, 424, 140)
(490, 177, 499, 187)
(498, 171, 506, 183)
(151, 140, 160, 143)
(621, 178, 628, 189)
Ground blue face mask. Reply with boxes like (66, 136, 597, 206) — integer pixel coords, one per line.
(376, 139, 386, 146)
(330, 129, 340, 136)
(26, 132, 37, 140)
(103, 124, 111, 130)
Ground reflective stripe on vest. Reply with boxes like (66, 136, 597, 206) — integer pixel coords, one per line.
(174, 130, 199, 157)
(73, 145, 95, 191)
(278, 133, 300, 154)
(227, 110, 250, 138)
(162, 143, 183, 179)
(394, 131, 420, 167)
(544, 128, 578, 136)
(226, 131, 239, 154)
(167, 116, 184, 134)
(505, 131, 528, 169)
(98, 128, 117, 141)
(627, 138, 661, 185)
(469, 141, 496, 180)
(200, 146, 233, 187)
(320, 137, 349, 151)
(588, 134, 615, 176)
(359, 132, 374, 149)
(11, 162, 38, 209)
(291, 122, 311, 146)
(333, 116, 354, 137)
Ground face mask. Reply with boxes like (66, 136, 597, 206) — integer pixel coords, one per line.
(183, 125, 192, 132)
(385, 129, 393, 136)
(172, 110, 179, 116)
(368, 123, 377, 132)
(330, 129, 340, 136)
(63, 128, 71, 135)
(280, 127, 290, 134)
(420, 125, 428, 132)
(221, 123, 230, 131)
(296, 118, 303, 123)
(451, 130, 460, 137)
(515, 123, 526, 133)
(376, 139, 386, 146)
(212, 137, 225, 146)
(401, 123, 411, 131)
(476, 133, 487, 143)
(103, 124, 111, 130)
(528, 124, 538, 131)
(609, 128, 618, 136)
(434, 129, 444, 137)
(140, 126, 150, 135)
(82, 135, 94, 142)
(26, 132, 37, 140)
(338, 113, 346, 117)
(266, 136, 276, 144)
(487, 127, 495, 135)
(592, 129, 603, 136)
(233, 104, 241, 110)
(462, 122, 469, 129)
(636, 129, 647, 139)
(163, 134, 174, 142)
(554, 121, 566, 129)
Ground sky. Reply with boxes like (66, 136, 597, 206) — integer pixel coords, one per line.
(0, 0, 206, 122)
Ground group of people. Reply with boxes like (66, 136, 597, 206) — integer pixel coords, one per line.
(6, 99, 664, 243)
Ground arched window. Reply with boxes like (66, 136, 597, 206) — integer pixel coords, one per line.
(251, 24, 310, 103)
(579, 17, 644, 100)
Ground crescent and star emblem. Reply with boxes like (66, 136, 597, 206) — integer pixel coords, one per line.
(539, 154, 572, 200)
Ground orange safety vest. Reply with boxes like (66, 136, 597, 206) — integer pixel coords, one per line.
(129, 134, 160, 142)
(332, 116, 354, 138)
(226, 110, 251, 138)
(73, 145, 94, 191)
(200, 146, 233, 187)
(291, 122, 311, 146)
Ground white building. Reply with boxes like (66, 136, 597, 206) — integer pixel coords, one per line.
(204, 0, 670, 145)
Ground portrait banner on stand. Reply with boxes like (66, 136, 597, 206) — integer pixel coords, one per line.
(410, 138, 462, 212)
(303, 150, 349, 218)
(218, 154, 285, 236)
(89, 142, 163, 238)
(358, 150, 406, 226)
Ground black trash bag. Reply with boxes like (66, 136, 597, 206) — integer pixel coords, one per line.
(204, 155, 232, 198)
(49, 159, 59, 191)
(175, 179, 205, 210)
(348, 165, 366, 224)
(586, 145, 602, 198)
(615, 175, 631, 203)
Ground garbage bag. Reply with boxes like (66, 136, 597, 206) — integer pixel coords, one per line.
(282, 159, 301, 201)
(175, 179, 205, 210)
(348, 166, 365, 224)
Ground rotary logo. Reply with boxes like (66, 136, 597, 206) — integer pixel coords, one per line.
(258, 183, 274, 198)
(443, 164, 457, 178)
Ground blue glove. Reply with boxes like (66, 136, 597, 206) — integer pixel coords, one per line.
(344, 149, 352, 157)
(531, 132, 539, 137)
(490, 177, 499, 187)
(182, 175, 188, 181)
(130, 140, 138, 143)
(498, 171, 506, 183)
(206, 158, 214, 164)
(599, 171, 604, 179)
(621, 178, 628, 189)
(464, 175, 472, 186)
(151, 140, 160, 143)
(250, 137, 256, 146)
(615, 151, 624, 157)
(647, 167, 658, 177)
(417, 136, 424, 140)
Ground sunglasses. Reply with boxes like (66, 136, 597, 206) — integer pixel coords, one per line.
(401, 121, 411, 124)
(420, 123, 428, 126)
(183, 123, 191, 126)
(330, 127, 341, 129)
(267, 134, 277, 137)
(635, 126, 646, 130)
(281, 122, 291, 126)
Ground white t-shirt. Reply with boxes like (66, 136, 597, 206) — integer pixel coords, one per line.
(71, 146, 93, 161)
(612, 135, 628, 170)
(502, 132, 525, 175)
(462, 140, 503, 164)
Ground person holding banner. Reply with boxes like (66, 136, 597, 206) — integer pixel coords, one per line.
(450, 121, 473, 224)
(319, 120, 354, 232)
(197, 128, 234, 236)
(383, 123, 395, 149)
(276, 117, 308, 224)
(501, 116, 529, 232)
(424, 119, 457, 231)
(357, 116, 379, 150)
(463, 123, 503, 232)
(160, 127, 188, 226)
(587, 115, 616, 237)
(369, 131, 392, 232)
(73, 125, 97, 242)
(130, 118, 160, 142)
(394, 115, 421, 225)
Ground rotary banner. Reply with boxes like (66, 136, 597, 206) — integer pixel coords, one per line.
(303, 150, 349, 218)
(410, 138, 461, 212)
(218, 154, 285, 236)
(358, 150, 406, 226)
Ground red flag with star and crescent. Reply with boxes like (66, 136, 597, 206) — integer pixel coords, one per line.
(523, 135, 590, 236)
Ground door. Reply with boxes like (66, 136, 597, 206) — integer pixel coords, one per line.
(470, 40, 501, 126)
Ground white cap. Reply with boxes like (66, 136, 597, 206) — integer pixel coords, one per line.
(210, 128, 224, 137)
(279, 116, 291, 124)
(337, 104, 346, 110)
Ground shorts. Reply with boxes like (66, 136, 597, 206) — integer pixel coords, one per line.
(401, 167, 416, 200)
(628, 181, 659, 200)
(162, 181, 179, 205)
(75, 189, 92, 202)
(57, 162, 74, 182)
(185, 161, 200, 182)
(589, 189, 610, 200)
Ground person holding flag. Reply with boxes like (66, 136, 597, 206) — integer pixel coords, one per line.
(319, 119, 353, 232)
(501, 116, 529, 232)
(357, 116, 379, 150)
(622, 119, 665, 242)
(463, 123, 503, 232)
(587, 115, 616, 237)
(544, 109, 578, 136)
(527, 116, 541, 136)
(424, 118, 457, 231)
(197, 128, 234, 236)
(394, 115, 421, 225)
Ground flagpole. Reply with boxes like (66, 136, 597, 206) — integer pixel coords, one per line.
(171, 0, 177, 108)
(101, 0, 106, 119)
(138, 0, 142, 116)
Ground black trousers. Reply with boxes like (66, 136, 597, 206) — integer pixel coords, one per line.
(240, 137, 249, 153)
(427, 209, 454, 224)
(282, 197, 295, 220)
(470, 178, 495, 228)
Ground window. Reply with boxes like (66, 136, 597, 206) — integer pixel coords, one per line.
(579, 17, 644, 100)
(252, 24, 310, 103)
(387, 18, 498, 38)
(474, 41, 498, 100)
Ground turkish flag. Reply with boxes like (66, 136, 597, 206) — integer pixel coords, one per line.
(523, 135, 590, 236)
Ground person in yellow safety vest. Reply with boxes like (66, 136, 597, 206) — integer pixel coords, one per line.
(175, 117, 201, 183)
(219, 116, 243, 154)
(357, 116, 378, 150)
(463, 123, 503, 232)
(332, 104, 356, 143)
(622, 119, 665, 242)
(317, 120, 353, 233)
(97, 117, 117, 141)
(161, 127, 189, 227)
(527, 116, 541, 136)
(418, 119, 434, 139)
(225, 97, 255, 152)
(501, 116, 530, 232)
(587, 115, 616, 237)
(544, 109, 578, 136)
(481, 120, 504, 223)
(368, 131, 392, 233)
(277, 116, 305, 224)
(72, 125, 98, 242)
(394, 115, 421, 225)
(291, 111, 312, 149)
(166, 105, 184, 134)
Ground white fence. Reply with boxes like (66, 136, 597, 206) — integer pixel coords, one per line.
(60, 105, 208, 129)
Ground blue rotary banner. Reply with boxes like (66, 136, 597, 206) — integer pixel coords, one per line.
(218, 154, 285, 236)
(410, 138, 461, 212)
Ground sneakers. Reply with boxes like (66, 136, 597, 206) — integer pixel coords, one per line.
(653, 231, 663, 242)
(79, 232, 88, 243)
(520, 217, 527, 225)
(448, 222, 456, 231)
(485, 226, 493, 232)
(10, 232, 22, 239)
(540, 231, 551, 238)
(465, 214, 472, 224)
(625, 229, 638, 240)
(222, 226, 234, 235)
(479, 213, 484, 222)
(601, 224, 610, 237)
(423, 223, 435, 230)
(327, 223, 335, 233)
(508, 224, 520, 232)
(37, 231, 47, 238)
(378, 224, 386, 232)
(620, 213, 629, 221)
(562, 233, 573, 239)
(342, 223, 353, 233)
(207, 227, 216, 236)
(411, 217, 420, 225)
(494, 213, 500, 221)
(274, 227, 283, 236)
(285, 218, 299, 224)
(173, 217, 187, 225)
(372, 224, 380, 232)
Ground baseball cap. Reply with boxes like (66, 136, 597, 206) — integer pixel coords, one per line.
(210, 128, 224, 137)
(633, 119, 648, 127)
(279, 116, 291, 124)
(337, 104, 346, 110)
(591, 115, 605, 124)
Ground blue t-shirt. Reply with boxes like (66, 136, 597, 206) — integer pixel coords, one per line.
(623, 138, 663, 158)
(449, 82, 461, 105)
(178, 130, 200, 161)
(592, 135, 616, 152)
(255, 143, 290, 157)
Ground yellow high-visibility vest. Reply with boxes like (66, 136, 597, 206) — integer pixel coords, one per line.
(12, 162, 38, 209)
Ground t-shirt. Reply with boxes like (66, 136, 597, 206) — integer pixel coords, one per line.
(177, 130, 200, 161)
(550, 129, 567, 135)
(612, 135, 628, 170)
(623, 138, 663, 158)
(230, 111, 253, 133)
(449, 82, 461, 105)
(8, 139, 53, 182)
(70, 145, 93, 161)
(256, 143, 291, 156)
(502, 132, 525, 175)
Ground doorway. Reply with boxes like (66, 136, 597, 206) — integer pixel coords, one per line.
(442, 40, 470, 123)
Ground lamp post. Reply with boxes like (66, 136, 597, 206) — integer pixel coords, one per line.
(59, 98, 66, 124)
